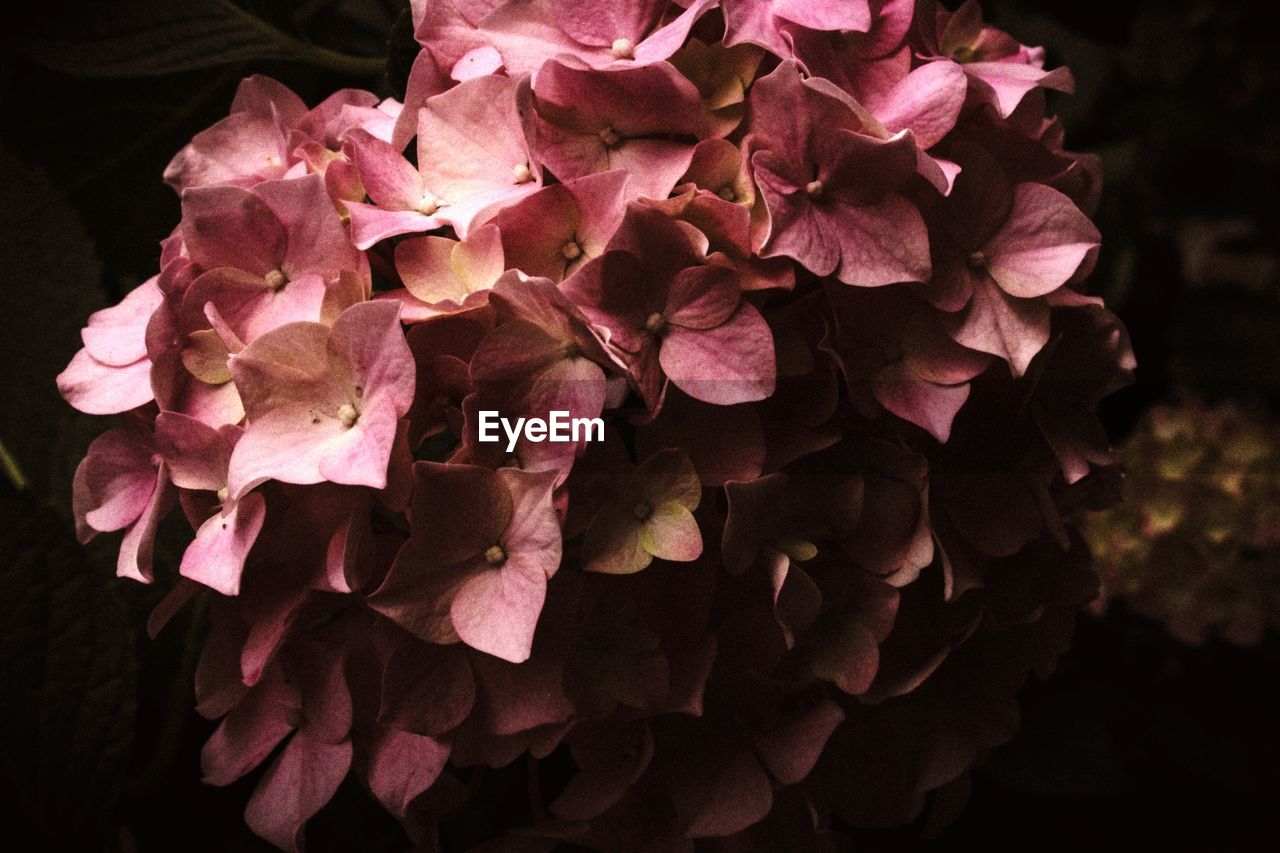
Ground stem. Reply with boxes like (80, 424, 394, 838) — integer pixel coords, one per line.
(526, 754, 546, 821)
(0, 437, 29, 491)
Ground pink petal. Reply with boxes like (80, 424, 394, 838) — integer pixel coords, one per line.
(316, 400, 401, 490)
(365, 728, 450, 818)
(450, 557, 547, 663)
(666, 264, 741, 330)
(81, 277, 163, 366)
(57, 348, 154, 415)
(180, 493, 267, 596)
(328, 300, 416, 418)
(255, 175, 365, 279)
(417, 74, 539, 210)
(872, 369, 971, 442)
(244, 731, 352, 853)
(155, 412, 233, 491)
(346, 202, 443, 250)
(870, 60, 967, 149)
(772, 0, 871, 32)
(984, 183, 1101, 298)
(551, 0, 665, 46)
(348, 129, 428, 210)
(73, 425, 160, 538)
(117, 468, 170, 583)
(184, 268, 328, 344)
(948, 276, 1051, 376)
(201, 671, 296, 786)
(754, 697, 845, 785)
(827, 194, 932, 285)
(180, 184, 285, 276)
(660, 305, 776, 405)
(964, 61, 1074, 118)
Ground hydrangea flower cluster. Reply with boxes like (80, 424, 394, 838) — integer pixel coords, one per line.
(1086, 403, 1280, 648)
(59, 1, 1133, 848)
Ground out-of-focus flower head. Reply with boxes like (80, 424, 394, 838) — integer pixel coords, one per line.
(1085, 403, 1280, 647)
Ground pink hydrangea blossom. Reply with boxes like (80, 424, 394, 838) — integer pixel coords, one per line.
(59, 2, 1129, 848)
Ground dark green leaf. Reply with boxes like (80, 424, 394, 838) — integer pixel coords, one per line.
(0, 153, 105, 512)
(19, 0, 385, 78)
(0, 491, 138, 846)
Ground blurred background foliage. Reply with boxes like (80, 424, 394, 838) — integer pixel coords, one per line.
(1, 0, 1278, 850)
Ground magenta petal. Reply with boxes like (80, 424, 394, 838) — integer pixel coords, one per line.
(180, 493, 267, 596)
(872, 60, 967, 149)
(244, 731, 352, 853)
(827, 194, 932, 286)
(949, 276, 1051, 376)
(73, 425, 160, 537)
(156, 412, 233, 491)
(665, 265, 741, 330)
(181, 184, 286, 276)
(984, 183, 1101, 298)
(660, 305, 776, 405)
(752, 157, 840, 278)
(201, 673, 296, 786)
(348, 130, 427, 210)
(872, 371, 971, 442)
(365, 728, 450, 818)
(965, 61, 1074, 118)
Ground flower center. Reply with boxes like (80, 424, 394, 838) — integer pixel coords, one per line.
(416, 193, 439, 216)
(644, 312, 667, 336)
(632, 501, 652, 522)
(561, 239, 583, 260)
(264, 269, 288, 291)
(599, 126, 622, 148)
(611, 38, 635, 59)
(717, 185, 738, 202)
(967, 250, 988, 271)
(512, 162, 533, 184)
(216, 486, 229, 503)
(804, 179, 824, 198)
(484, 544, 507, 566)
(337, 403, 360, 428)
